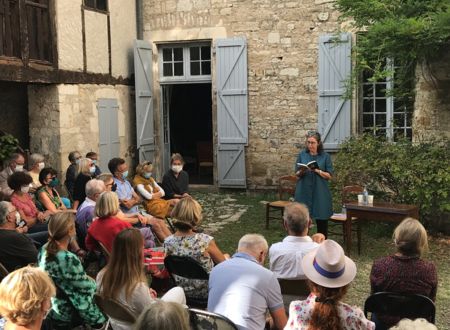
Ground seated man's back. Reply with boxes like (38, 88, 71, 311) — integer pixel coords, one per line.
(0, 229, 38, 272)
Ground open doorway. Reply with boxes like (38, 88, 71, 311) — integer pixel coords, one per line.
(162, 83, 213, 184)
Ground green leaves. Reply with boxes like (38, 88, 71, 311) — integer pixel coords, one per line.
(0, 134, 19, 166)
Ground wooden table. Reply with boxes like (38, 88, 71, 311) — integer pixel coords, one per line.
(344, 201, 419, 255)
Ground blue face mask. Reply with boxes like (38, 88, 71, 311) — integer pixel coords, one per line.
(143, 172, 152, 179)
(122, 171, 128, 180)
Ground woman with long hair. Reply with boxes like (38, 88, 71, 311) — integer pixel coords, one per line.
(285, 240, 374, 330)
(97, 228, 185, 330)
(38, 212, 105, 329)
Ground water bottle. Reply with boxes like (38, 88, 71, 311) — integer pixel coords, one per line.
(363, 186, 369, 205)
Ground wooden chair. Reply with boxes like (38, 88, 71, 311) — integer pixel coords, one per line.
(94, 293, 137, 325)
(329, 185, 363, 254)
(278, 279, 310, 312)
(189, 308, 238, 330)
(265, 175, 298, 229)
(364, 292, 435, 328)
(197, 141, 213, 176)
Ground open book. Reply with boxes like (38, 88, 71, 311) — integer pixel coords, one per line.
(297, 160, 319, 171)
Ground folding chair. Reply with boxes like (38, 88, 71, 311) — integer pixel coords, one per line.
(364, 292, 436, 329)
(265, 175, 297, 229)
(94, 293, 137, 326)
(164, 255, 209, 308)
(189, 308, 238, 330)
(278, 278, 310, 312)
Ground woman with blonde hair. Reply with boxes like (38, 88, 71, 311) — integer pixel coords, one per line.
(97, 228, 185, 330)
(72, 158, 96, 210)
(164, 197, 228, 299)
(134, 301, 190, 330)
(27, 153, 45, 189)
(0, 266, 55, 330)
(38, 212, 105, 329)
(132, 161, 178, 218)
(370, 218, 437, 329)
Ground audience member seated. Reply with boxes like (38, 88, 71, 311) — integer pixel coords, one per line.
(269, 202, 325, 279)
(65, 151, 82, 198)
(208, 234, 287, 330)
(97, 173, 170, 242)
(0, 201, 39, 272)
(86, 151, 102, 177)
(28, 153, 45, 190)
(38, 212, 106, 329)
(35, 168, 73, 214)
(72, 158, 95, 210)
(389, 318, 437, 330)
(8, 172, 50, 234)
(0, 153, 26, 198)
(97, 228, 186, 330)
(76, 179, 105, 248)
(133, 161, 178, 218)
(370, 218, 437, 329)
(161, 153, 190, 200)
(285, 239, 374, 330)
(109, 158, 141, 214)
(134, 301, 190, 330)
(0, 266, 56, 330)
(85, 191, 155, 253)
(165, 197, 228, 300)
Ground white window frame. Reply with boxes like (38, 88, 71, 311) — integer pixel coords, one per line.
(158, 43, 211, 83)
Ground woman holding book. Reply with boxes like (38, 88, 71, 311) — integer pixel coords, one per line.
(294, 130, 333, 237)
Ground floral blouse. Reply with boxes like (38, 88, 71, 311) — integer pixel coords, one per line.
(164, 233, 214, 299)
(285, 293, 375, 330)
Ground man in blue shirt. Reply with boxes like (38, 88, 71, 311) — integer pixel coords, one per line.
(208, 234, 287, 330)
(108, 158, 140, 214)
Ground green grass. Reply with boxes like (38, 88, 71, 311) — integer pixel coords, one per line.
(191, 190, 450, 329)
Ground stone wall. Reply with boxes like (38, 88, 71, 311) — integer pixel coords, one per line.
(143, 0, 343, 188)
(28, 84, 135, 178)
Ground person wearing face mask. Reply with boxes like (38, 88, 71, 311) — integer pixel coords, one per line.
(86, 151, 102, 177)
(35, 168, 73, 215)
(161, 153, 190, 200)
(0, 201, 39, 272)
(0, 153, 26, 198)
(72, 158, 95, 210)
(38, 212, 106, 329)
(133, 161, 179, 219)
(8, 172, 50, 234)
(108, 157, 141, 214)
(27, 153, 46, 190)
(64, 151, 82, 198)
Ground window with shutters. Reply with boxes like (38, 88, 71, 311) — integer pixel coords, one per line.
(159, 43, 211, 82)
(360, 60, 413, 141)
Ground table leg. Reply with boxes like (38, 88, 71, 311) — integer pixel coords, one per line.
(344, 214, 352, 256)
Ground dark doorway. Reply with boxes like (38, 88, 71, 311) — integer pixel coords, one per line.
(167, 83, 213, 184)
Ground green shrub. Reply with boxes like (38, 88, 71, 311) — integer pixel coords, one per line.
(331, 134, 450, 228)
(0, 133, 19, 167)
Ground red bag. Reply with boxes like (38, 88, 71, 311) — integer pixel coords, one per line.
(144, 248, 170, 279)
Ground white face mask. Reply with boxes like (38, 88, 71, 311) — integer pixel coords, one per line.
(14, 165, 24, 172)
(14, 211, 21, 224)
(21, 186, 30, 193)
(38, 162, 45, 170)
(89, 166, 96, 174)
(172, 165, 183, 173)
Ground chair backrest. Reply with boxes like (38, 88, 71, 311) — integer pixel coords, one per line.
(97, 241, 110, 262)
(197, 141, 213, 163)
(277, 175, 298, 200)
(278, 279, 309, 296)
(364, 292, 436, 324)
(342, 185, 364, 204)
(0, 262, 9, 281)
(94, 293, 137, 324)
(189, 308, 238, 330)
(164, 255, 209, 280)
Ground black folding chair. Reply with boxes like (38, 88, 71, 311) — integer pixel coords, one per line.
(94, 293, 137, 325)
(164, 255, 209, 308)
(189, 308, 238, 330)
(364, 292, 436, 329)
(278, 278, 310, 312)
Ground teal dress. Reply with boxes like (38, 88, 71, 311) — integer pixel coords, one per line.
(294, 150, 333, 220)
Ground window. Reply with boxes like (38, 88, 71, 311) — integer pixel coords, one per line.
(84, 0, 108, 12)
(159, 43, 211, 82)
(360, 61, 412, 141)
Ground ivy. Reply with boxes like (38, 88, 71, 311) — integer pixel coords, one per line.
(0, 133, 19, 166)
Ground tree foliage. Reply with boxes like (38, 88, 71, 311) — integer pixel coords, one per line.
(335, 0, 450, 97)
(0, 133, 19, 167)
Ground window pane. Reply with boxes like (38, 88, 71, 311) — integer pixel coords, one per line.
(375, 99, 387, 113)
(375, 83, 386, 97)
(173, 48, 183, 61)
(363, 114, 373, 128)
(393, 113, 405, 127)
(190, 47, 200, 61)
(406, 128, 412, 140)
(84, 0, 95, 8)
(163, 63, 173, 76)
(201, 46, 211, 60)
(97, 0, 107, 10)
(163, 49, 172, 61)
(405, 112, 412, 126)
(393, 128, 405, 141)
(375, 128, 386, 138)
(201, 61, 211, 75)
(191, 61, 200, 75)
(174, 62, 183, 76)
(362, 84, 374, 97)
(363, 99, 373, 113)
(376, 114, 387, 127)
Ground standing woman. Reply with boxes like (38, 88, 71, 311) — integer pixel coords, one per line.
(294, 131, 333, 237)
(72, 158, 95, 210)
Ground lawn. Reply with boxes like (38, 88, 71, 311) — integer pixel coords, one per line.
(191, 190, 450, 329)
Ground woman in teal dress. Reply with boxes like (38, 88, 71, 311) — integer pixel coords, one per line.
(294, 131, 333, 237)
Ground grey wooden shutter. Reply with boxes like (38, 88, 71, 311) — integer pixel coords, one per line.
(98, 98, 120, 173)
(216, 37, 248, 188)
(318, 33, 352, 151)
(134, 40, 155, 162)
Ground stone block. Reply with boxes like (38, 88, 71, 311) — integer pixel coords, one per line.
(268, 32, 280, 43)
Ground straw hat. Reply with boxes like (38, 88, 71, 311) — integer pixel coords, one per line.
(302, 239, 356, 288)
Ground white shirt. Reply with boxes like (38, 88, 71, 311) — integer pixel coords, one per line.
(269, 236, 319, 280)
